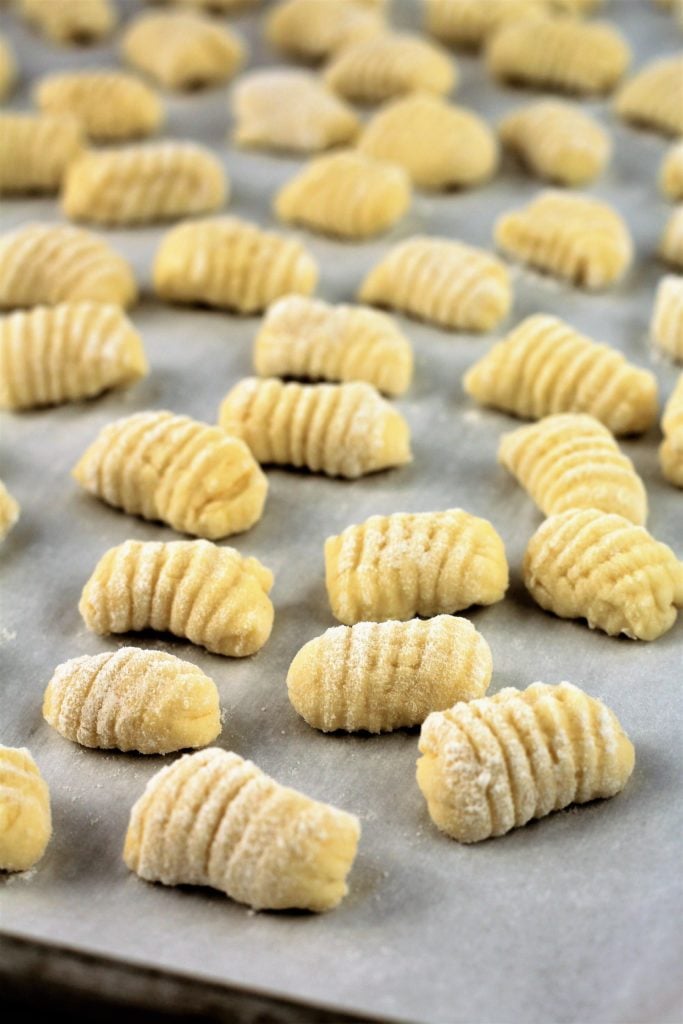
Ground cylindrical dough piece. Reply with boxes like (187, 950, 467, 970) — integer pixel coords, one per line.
(19, 0, 116, 44)
(0, 479, 19, 542)
(0, 113, 83, 194)
(614, 56, 683, 137)
(0, 34, 17, 101)
(651, 275, 683, 362)
(498, 101, 611, 186)
(35, 70, 164, 142)
(324, 32, 457, 104)
(660, 207, 683, 270)
(425, 0, 547, 51)
(660, 373, 683, 487)
(266, 0, 384, 61)
(660, 142, 683, 201)
(0, 745, 51, 872)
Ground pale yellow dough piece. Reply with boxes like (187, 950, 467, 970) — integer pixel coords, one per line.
(614, 56, 683, 137)
(0, 303, 147, 410)
(62, 143, 227, 226)
(43, 648, 221, 755)
(0, 479, 20, 541)
(35, 70, 164, 142)
(325, 508, 508, 624)
(324, 32, 457, 104)
(358, 93, 498, 190)
(651, 275, 683, 362)
(417, 682, 634, 843)
(499, 101, 610, 186)
(425, 0, 547, 51)
(232, 69, 359, 153)
(660, 373, 683, 486)
(661, 143, 683, 202)
(486, 17, 630, 95)
(253, 295, 413, 396)
(153, 216, 318, 313)
(495, 191, 633, 289)
(73, 410, 267, 539)
(170, 0, 260, 9)
(122, 12, 245, 90)
(0, 34, 16, 101)
(219, 377, 411, 478)
(19, 0, 116, 44)
(359, 236, 512, 332)
(464, 315, 658, 436)
(0, 746, 51, 872)
(288, 616, 492, 733)
(524, 508, 683, 640)
(660, 207, 683, 269)
(80, 539, 274, 657)
(274, 150, 411, 240)
(266, 0, 384, 61)
(0, 114, 83, 195)
(124, 747, 360, 911)
(498, 414, 647, 524)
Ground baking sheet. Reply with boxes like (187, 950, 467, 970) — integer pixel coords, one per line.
(1, 2, 682, 1022)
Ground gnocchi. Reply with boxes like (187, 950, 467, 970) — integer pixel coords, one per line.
(498, 101, 610, 186)
(0, 34, 16, 101)
(35, 70, 164, 142)
(122, 12, 245, 90)
(0, 113, 83, 195)
(660, 373, 683, 487)
(651, 275, 683, 362)
(660, 206, 683, 269)
(324, 32, 457, 104)
(614, 56, 683, 137)
(19, 0, 116, 44)
(0, 746, 51, 872)
(0, 479, 19, 542)
(425, 0, 546, 51)
(266, 0, 383, 61)
(661, 142, 683, 201)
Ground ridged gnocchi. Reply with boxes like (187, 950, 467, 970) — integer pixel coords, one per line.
(464, 315, 658, 435)
(73, 410, 267, 539)
(614, 56, 683, 137)
(0, 746, 51, 872)
(124, 747, 360, 912)
(494, 191, 633, 289)
(19, 0, 116, 44)
(0, 303, 147, 410)
(0, 34, 16, 101)
(153, 217, 318, 313)
(219, 377, 411, 478)
(417, 682, 634, 843)
(80, 539, 274, 657)
(660, 373, 683, 487)
(266, 0, 383, 61)
(0, 479, 20, 542)
(359, 236, 512, 332)
(287, 616, 492, 733)
(122, 12, 245, 90)
(660, 206, 683, 269)
(661, 142, 683, 201)
(524, 508, 683, 640)
(425, 0, 546, 51)
(498, 101, 610, 186)
(325, 509, 509, 624)
(253, 295, 413, 396)
(43, 648, 221, 755)
(35, 70, 164, 142)
(358, 93, 498, 190)
(274, 150, 411, 240)
(0, 224, 137, 310)
(0, 113, 82, 195)
(498, 414, 647, 524)
(324, 32, 457, 104)
(651, 275, 683, 361)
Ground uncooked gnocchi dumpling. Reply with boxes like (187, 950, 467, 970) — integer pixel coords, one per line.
(359, 236, 512, 332)
(153, 217, 318, 313)
(274, 150, 411, 239)
(80, 539, 274, 657)
(651, 275, 683, 362)
(358, 93, 498, 190)
(35, 70, 164, 142)
(73, 410, 267, 539)
(464, 315, 658, 435)
(324, 32, 457, 104)
(0, 479, 19, 542)
(325, 509, 508, 624)
(232, 69, 359, 153)
(62, 143, 228, 226)
(0, 746, 51, 872)
(122, 12, 245, 90)
(43, 648, 221, 754)
(124, 747, 360, 911)
(417, 682, 634, 843)
(614, 56, 683, 137)
(498, 414, 647, 524)
(0, 303, 147, 410)
(498, 101, 610, 186)
(660, 207, 683, 269)
(0, 224, 137, 310)
(495, 191, 633, 289)
(661, 143, 683, 201)
(660, 373, 683, 487)
(219, 377, 411, 478)
(253, 295, 413, 396)
(288, 616, 492, 733)
(425, 0, 546, 51)
(170, 0, 260, 9)
(266, 0, 384, 61)
(0, 113, 83, 195)
(524, 508, 683, 640)
(0, 34, 16, 101)
(19, 0, 116, 44)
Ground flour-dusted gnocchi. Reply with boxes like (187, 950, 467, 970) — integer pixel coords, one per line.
(274, 150, 411, 240)
(232, 69, 359, 153)
(73, 410, 267, 539)
(80, 540, 274, 657)
(266, 0, 384, 61)
(498, 414, 648, 524)
(0, 746, 51, 872)
(287, 616, 492, 734)
(660, 207, 683, 269)
(464, 315, 658, 435)
(358, 93, 497, 190)
(0, 224, 137, 310)
(359, 236, 512, 332)
(122, 12, 245, 90)
(425, 0, 546, 51)
(524, 508, 683, 640)
(661, 143, 683, 201)
(124, 747, 360, 911)
(325, 509, 508, 624)
(614, 56, 683, 137)
(219, 377, 411, 478)
(660, 373, 683, 487)
(324, 32, 457, 104)
(0, 303, 147, 410)
(417, 682, 634, 843)
(35, 70, 164, 142)
(43, 648, 221, 755)
(651, 275, 683, 362)
(253, 296, 413, 396)
(19, 0, 116, 44)
(0, 113, 83, 195)
(62, 143, 228, 226)
(498, 101, 610, 186)
(153, 217, 318, 313)
(486, 17, 630, 94)
(0, 34, 16, 101)
(0, 479, 19, 542)
(494, 191, 633, 289)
